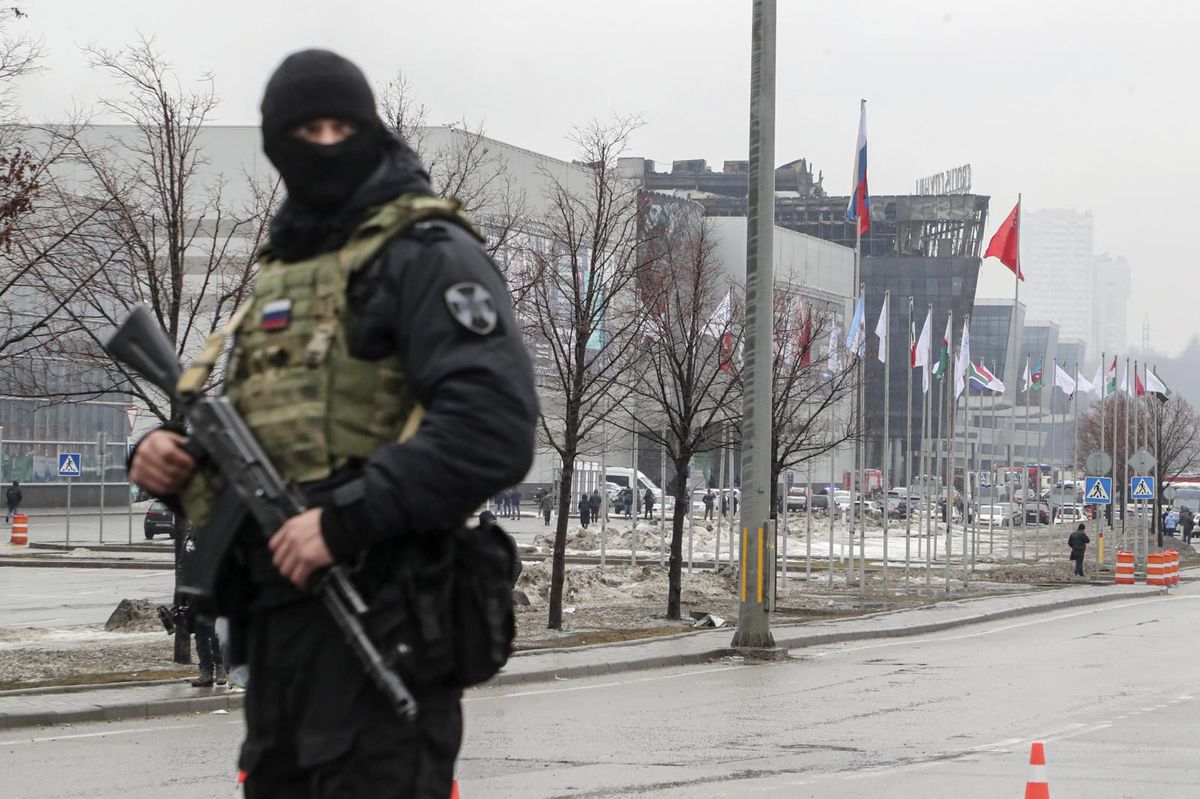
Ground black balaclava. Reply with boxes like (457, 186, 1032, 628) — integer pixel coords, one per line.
(260, 49, 384, 211)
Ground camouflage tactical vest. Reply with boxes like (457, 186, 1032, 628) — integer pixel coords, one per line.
(223, 194, 482, 485)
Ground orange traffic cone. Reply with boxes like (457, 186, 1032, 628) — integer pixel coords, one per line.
(449, 780, 460, 799)
(1025, 741, 1049, 798)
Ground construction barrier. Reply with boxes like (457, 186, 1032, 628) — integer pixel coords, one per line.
(8, 513, 27, 546)
(1166, 550, 1180, 586)
(1025, 740, 1050, 799)
(1114, 551, 1135, 585)
(1147, 552, 1166, 587)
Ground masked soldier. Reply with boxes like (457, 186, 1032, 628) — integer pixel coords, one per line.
(130, 49, 537, 798)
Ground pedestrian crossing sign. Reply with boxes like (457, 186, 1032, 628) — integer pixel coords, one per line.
(1084, 476, 1112, 505)
(58, 452, 82, 478)
(1130, 476, 1156, 501)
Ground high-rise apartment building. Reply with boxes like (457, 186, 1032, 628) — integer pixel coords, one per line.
(1021, 209, 1094, 342)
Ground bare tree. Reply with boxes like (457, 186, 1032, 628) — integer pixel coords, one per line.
(769, 291, 858, 511)
(30, 38, 279, 419)
(528, 115, 649, 629)
(629, 214, 742, 620)
(1078, 392, 1200, 511)
(377, 72, 532, 303)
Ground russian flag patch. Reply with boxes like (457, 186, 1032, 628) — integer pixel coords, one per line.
(260, 299, 292, 331)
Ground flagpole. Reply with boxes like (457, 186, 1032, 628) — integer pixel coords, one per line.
(990, 360, 999, 555)
(1022, 354, 1030, 560)
(944, 309, 955, 591)
(1110, 356, 1119, 558)
(881, 289, 890, 588)
(958, 313, 972, 575)
(924, 303, 933, 587)
(858, 279, 867, 591)
(1099, 352, 1106, 560)
(1051, 359, 1058, 539)
(905, 296, 914, 585)
(849, 276, 861, 588)
(1133, 360, 1141, 571)
(1123, 356, 1131, 550)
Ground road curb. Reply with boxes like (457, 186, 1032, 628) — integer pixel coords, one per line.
(0, 557, 170, 570)
(0, 586, 1163, 731)
(0, 691, 244, 731)
(487, 586, 1160, 688)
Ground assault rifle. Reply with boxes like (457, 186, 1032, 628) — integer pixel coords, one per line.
(105, 304, 417, 720)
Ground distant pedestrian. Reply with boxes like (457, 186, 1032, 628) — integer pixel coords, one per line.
(643, 489, 655, 520)
(1181, 506, 1195, 545)
(703, 489, 716, 520)
(191, 613, 226, 688)
(5, 481, 20, 523)
(1068, 523, 1091, 578)
(578, 493, 591, 528)
(512, 488, 522, 519)
(620, 488, 633, 519)
(589, 488, 602, 520)
(540, 494, 553, 526)
(1164, 508, 1179, 537)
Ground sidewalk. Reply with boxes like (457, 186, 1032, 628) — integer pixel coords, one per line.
(0, 581, 1164, 730)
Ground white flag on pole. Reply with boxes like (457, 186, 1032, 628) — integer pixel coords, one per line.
(704, 291, 731, 338)
(874, 297, 888, 364)
(1054, 364, 1077, 396)
(1075, 367, 1093, 396)
(953, 322, 970, 398)
(827, 327, 841, 374)
(1088, 362, 1103, 399)
(913, 308, 932, 392)
(1021, 360, 1032, 393)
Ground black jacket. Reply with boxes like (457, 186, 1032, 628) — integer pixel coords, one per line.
(298, 135, 538, 562)
(148, 134, 537, 570)
(5, 487, 19, 504)
(1067, 530, 1090, 559)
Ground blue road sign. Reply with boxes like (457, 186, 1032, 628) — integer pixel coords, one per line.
(1130, 475, 1156, 501)
(58, 452, 82, 478)
(1084, 476, 1113, 505)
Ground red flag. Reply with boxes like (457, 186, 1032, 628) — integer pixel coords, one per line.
(799, 307, 813, 367)
(1135, 367, 1146, 397)
(720, 332, 733, 373)
(985, 200, 1024, 281)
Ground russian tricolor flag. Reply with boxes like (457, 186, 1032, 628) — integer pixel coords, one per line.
(846, 100, 869, 237)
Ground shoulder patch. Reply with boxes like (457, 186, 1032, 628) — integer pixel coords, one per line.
(444, 282, 499, 335)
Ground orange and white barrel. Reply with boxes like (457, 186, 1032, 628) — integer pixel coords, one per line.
(1147, 552, 1165, 586)
(1168, 550, 1180, 585)
(9, 513, 27, 546)
(1114, 551, 1135, 585)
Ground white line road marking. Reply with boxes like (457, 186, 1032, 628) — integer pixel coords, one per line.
(0, 723, 199, 747)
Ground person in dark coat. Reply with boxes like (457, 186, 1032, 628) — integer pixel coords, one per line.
(1180, 506, 1195, 545)
(1068, 523, 1091, 577)
(643, 489, 655, 520)
(703, 489, 716, 521)
(5, 481, 20, 523)
(540, 494, 553, 526)
(578, 493, 591, 528)
(589, 488, 602, 521)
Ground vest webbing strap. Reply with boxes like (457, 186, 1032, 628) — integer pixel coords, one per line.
(177, 302, 254, 397)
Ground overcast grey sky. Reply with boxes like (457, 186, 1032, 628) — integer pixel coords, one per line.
(14, 1, 1197, 355)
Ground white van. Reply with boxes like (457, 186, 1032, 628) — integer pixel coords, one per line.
(605, 467, 674, 514)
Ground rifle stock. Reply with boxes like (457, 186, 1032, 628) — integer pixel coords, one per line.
(103, 304, 418, 720)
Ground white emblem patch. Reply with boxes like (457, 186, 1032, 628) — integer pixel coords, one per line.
(444, 282, 498, 335)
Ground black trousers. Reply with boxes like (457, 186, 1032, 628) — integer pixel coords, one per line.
(194, 621, 221, 674)
(1072, 556, 1084, 576)
(240, 598, 462, 799)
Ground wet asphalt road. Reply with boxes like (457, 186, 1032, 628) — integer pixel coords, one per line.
(2, 582, 1198, 797)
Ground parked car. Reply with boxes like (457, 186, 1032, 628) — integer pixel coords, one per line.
(885, 496, 913, 519)
(809, 495, 830, 512)
(785, 487, 807, 512)
(143, 501, 176, 540)
(832, 491, 855, 512)
(1054, 505, 1088, 525)
(977, 503, 1021, 527)
(851, 499, 883, 520)
(1024, 501, 1051, 524)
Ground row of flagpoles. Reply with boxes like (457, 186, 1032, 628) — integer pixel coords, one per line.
(819, 101, 1181, 587)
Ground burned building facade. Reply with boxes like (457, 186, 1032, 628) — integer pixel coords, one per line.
(639, 158, 990, 480)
